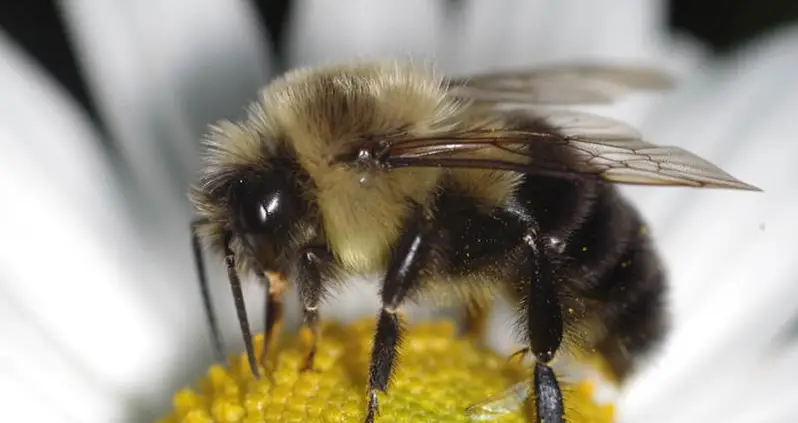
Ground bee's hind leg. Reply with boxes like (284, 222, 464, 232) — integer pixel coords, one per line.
(517, 220, 565, 423)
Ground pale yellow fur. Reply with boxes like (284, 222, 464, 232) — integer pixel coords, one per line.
(191, 60, 522, 276)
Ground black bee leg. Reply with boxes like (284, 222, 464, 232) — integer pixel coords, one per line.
(190, 219, 225, 364)
(223, 232, 260, 379)
(521, 230, 565, 423)
(293, 246, 334, 372)
(365, 309, 402, 423)
(299, 305, 320, 372)
(365, 212, 433, 423)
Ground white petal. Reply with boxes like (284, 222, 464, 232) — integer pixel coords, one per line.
(449, 0, 704, 74)
(0, 32, 172, 422)
(286, 0, 447, 67)
(618, 25, 798, 422)
(52, 4, 284, 412)
(59, 0, 273, 219)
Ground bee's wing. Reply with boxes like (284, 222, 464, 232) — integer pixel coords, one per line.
(380, 110, 761, 191)
(445, 64, 674, 105)
(465, 381, 531, 421)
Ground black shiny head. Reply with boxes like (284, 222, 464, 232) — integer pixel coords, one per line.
(227, 168, 307, 269)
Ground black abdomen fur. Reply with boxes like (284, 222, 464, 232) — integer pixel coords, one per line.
(426, 174, 668, 381)
(518, 175, 668, 379)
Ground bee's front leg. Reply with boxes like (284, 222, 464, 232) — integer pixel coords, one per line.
(259, 275, 285, 367)
(291, 245, 336, 372)
(365, 209, 434, 423)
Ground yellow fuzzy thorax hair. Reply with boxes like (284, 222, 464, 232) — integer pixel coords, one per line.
(158, 318, 615, 423)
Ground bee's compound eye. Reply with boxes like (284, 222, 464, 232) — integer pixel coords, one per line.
(232, 170, 302, 236)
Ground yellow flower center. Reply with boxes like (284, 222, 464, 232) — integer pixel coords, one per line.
(158, 319, 614, 423)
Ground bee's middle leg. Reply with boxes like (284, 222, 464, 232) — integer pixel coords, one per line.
(365, 209, 434, 423)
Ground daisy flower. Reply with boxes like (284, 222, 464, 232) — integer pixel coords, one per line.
(1, 1, 796, 422)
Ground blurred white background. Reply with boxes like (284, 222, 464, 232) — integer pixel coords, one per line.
(1, 1, 797, 422)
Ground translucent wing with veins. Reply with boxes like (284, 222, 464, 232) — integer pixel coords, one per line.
(445, 64, 675, 105)
(465, 380, 531, 421)
(374, 109, 761, 191)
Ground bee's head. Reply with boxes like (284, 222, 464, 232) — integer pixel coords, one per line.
(227, 166, 311, 270)
(189, 119, 317, 279)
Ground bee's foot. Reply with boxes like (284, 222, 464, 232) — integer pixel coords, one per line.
(364, 390, 379, 423)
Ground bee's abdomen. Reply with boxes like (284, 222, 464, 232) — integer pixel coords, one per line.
(582, 209, 667, 379)
(559, 184, 638, 290)
(515, 175, 600, 240)
(517, 176, 667, 379)
(571, 190, 666, 379)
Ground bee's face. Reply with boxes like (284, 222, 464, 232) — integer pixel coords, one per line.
(190, 146, 317, 278)
(224, 166, 309, 272)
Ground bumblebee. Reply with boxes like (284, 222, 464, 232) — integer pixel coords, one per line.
(188, 61, 759, 423)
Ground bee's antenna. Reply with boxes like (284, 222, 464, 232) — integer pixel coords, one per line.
(223, 231, 260, 379)
(190, 219, 225, 362)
